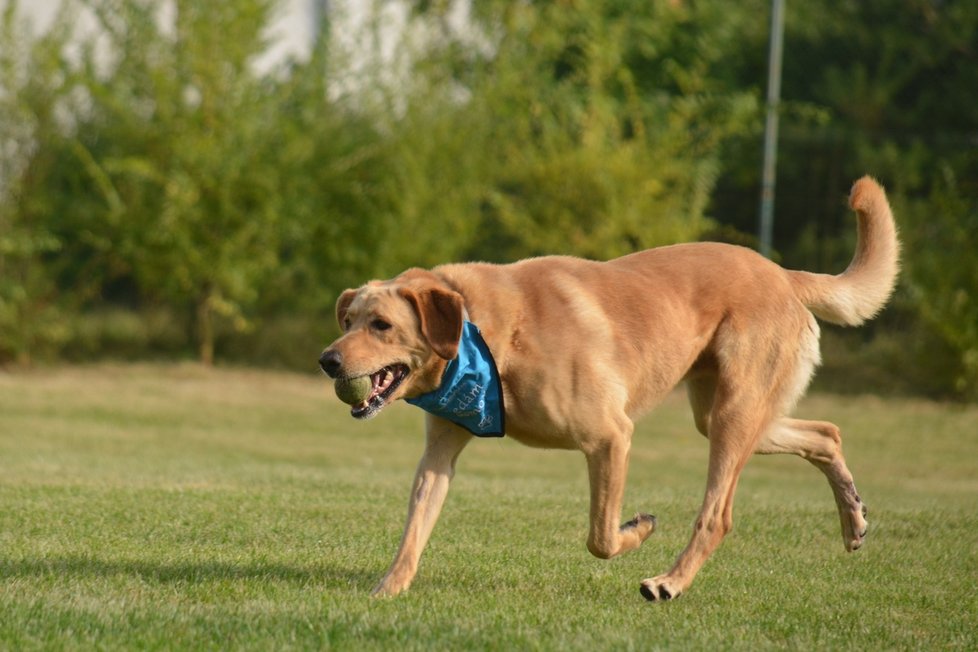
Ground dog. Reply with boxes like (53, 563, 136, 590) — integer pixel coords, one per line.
(319, 177, 899, 601)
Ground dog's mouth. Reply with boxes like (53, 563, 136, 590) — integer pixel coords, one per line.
(350, 364, 410, 420)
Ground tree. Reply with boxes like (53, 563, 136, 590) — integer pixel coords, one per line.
(69, 0, 290, 364)
(3, 0, 305, 365)
(899, 168, 978, 398)
(405, 0, 759, 263)
(0, 1, 71, 364)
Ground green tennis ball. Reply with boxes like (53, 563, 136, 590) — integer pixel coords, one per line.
(335, 375, 372, 405)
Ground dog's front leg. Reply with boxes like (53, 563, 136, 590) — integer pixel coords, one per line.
(584, 433, 656, 560)
(372, 415, 471, 597)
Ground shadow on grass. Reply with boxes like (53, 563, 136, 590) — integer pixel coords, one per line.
(0, 554, 377, 591)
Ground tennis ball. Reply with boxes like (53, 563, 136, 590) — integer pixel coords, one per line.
(335, 375, 372, 405)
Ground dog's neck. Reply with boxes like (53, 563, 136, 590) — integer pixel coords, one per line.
(406, 321, 505, 437)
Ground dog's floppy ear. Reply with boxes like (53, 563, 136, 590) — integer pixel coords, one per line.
(335, 289, 358, 330)
(399, 286, 464, 360)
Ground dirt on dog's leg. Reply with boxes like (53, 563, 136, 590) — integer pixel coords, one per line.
(755, 417, 868, 552)
(372, 417, 470, 597)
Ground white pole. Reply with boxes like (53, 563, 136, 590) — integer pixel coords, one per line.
(759, 0, 785, 258)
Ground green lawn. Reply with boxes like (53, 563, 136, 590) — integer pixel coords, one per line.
(1, 364, 976, 650)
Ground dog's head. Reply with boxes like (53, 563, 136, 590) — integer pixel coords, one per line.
(319, 269, 464, 419)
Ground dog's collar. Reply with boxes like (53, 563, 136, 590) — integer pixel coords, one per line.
(406, 321, 505, 437)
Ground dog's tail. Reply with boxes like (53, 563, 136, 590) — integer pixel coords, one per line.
(788, 176, 900, 326)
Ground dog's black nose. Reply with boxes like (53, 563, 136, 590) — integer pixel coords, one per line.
(319, 350, 342, 378)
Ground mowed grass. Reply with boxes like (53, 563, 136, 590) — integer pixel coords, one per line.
(1, 364, 976, 650)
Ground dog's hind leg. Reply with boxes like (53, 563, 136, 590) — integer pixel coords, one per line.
(644, 312, 805, 602)
(751, 311, 867, 552)
(755, 418, 868, 552)
(583, 417, 656, 560)
(641, 386, 771, 601)
(687, 373, 867, 551)
(372, 415, 471, 597)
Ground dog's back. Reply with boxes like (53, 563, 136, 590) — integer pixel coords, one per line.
(435, 176, 898, 428)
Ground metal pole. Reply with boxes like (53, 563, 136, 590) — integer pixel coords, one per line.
(311, 0, 329, 43)
(758, 0, 785, 258)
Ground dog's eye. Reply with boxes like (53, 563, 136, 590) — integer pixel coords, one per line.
(371, 319, 392, 332)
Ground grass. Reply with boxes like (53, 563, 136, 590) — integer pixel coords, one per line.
(1, 363, 976, 650)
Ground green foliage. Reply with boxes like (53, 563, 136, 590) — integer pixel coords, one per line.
(790, 1, 978, 401)
(62, 0, 289, 364)
(1, 0, 398, 364)
(423, 0, 758, 261)
(0, 0, 975, 399)
(2, 0, 757, 366)
(898, 168, 978, 398)
(711, 0, 978, 400)
(0, 0, 70, 363)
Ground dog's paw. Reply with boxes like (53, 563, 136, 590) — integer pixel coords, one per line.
(371, 574, 411, 598)
(370, 583, 396, 598)
(621, 513, 657, 542)
(639, 575, 683, 602)
(844, 500, 868, 552)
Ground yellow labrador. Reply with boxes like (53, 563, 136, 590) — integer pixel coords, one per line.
(320, 177, 899, 600)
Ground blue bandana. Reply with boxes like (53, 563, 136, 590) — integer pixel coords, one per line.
(406, 321, 505, 437)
